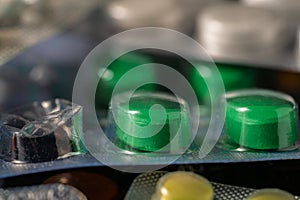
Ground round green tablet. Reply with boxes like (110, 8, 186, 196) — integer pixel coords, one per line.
(225, 89, 299, 150)
(190, 62, 254, 103)
(96, 53, 156, 107)
(114, 92, 191, 152)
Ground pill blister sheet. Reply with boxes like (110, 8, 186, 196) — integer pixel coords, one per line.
(1, 115, 300, 178)
(0, 3, 300, 177)
(124, 171, 300, 200)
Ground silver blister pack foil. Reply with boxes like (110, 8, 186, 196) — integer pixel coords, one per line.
(125, 171, 300, 200)
(0, 0, 98, 66)
(1, 119, 300, 178)
(0, 108, 300, 178)
(0, 184, 87, 200)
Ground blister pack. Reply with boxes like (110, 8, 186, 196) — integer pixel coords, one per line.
(2, 88, 300, 177)
(125, 171, 300, 200)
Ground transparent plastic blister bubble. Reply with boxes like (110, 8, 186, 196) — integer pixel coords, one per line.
(0, 99, 86, 163)
(0, 184, 87, 200)
(125, 171, 300, 200)
(218, 89, 299, 152)
(106, 92, 193, 154)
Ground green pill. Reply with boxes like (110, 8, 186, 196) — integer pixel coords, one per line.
(96, 53, 156, 107)
(110, 92, 191, 153)
(225, 89, 299, 150)
(190, 62, 254, 103)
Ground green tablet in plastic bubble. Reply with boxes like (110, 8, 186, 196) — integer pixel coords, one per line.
(96, 53, 156, 107)
(225, 89, 299, 150)
(107, 92, 192, 153)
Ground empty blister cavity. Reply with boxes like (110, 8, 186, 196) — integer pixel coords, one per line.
(196, 3, 288, 60)
(0, 99, 86, 163)
(220, 89, 299, 151)
(106, 92, 192, 154)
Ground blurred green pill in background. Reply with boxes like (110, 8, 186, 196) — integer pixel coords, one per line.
(96, 53, 156, 108)
(190, 62, 255, 104)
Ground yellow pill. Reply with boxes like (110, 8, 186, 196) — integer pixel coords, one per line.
(247, 189, 295, 200)
(152, 171, 213, 200)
